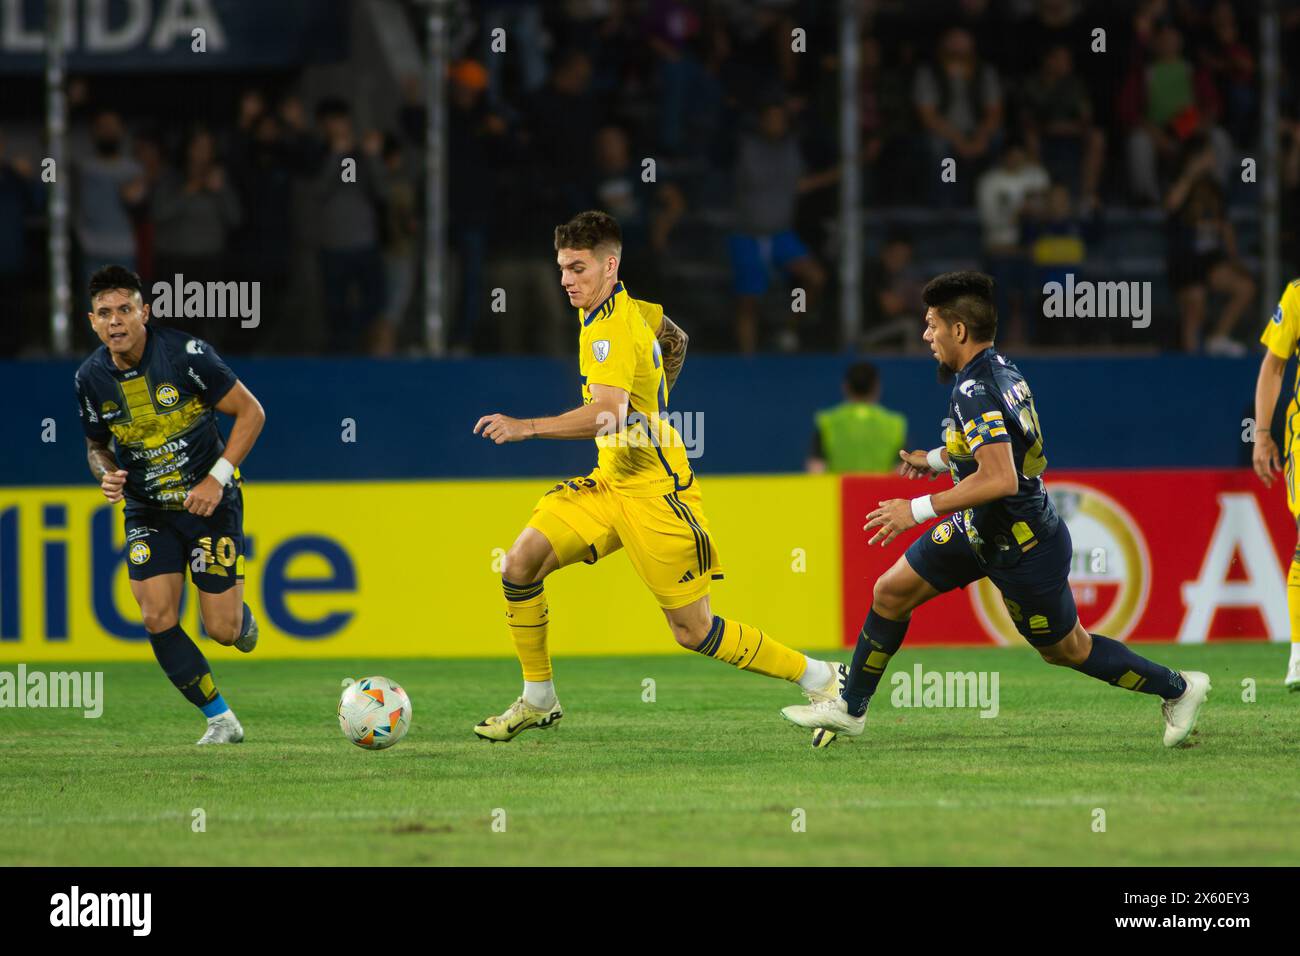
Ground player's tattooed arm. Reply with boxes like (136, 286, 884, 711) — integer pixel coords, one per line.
(657, 315, 689, 393)
(86, 436, 118, 478)
(86, 437, 127, 503)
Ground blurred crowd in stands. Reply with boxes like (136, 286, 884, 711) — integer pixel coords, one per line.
(2, 0, 1298, 358)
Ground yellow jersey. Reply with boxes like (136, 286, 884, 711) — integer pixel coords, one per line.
(1261, 279, 1300, 450)
(577, 282, 692, 497)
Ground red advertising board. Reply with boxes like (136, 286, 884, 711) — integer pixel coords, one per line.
(840, 470, 1294, 646)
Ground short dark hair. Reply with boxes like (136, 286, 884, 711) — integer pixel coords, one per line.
(554, 210, 622, 256)
(89, 265, 143, 306)
(922, 271, 997, 343)
(844, 361, 879, 399)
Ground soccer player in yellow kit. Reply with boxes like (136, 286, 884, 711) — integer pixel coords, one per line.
(471, 210, 843, 740)
(1254, 278, 1300, 690)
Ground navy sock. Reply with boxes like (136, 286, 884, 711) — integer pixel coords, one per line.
(147, 624, 221, 711)
(239, 603, 253, 638)
(1071, 634, 1187, 699)
(843, 609, 910, 717)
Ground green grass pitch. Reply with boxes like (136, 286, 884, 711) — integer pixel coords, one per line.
(1, 644, 1296, 866)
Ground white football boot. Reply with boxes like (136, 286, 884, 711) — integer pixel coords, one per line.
(1161, 671, 1210, 748)
(197, 711, 245, 745)
(781, 696, 866, 737)
(803, 661, 847, 703)
(1285, 656, 1300, 692)
(801, 662, 848, 748)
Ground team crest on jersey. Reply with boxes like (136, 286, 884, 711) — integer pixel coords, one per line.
(129, 542, 151, 565)
(1273, 304, 1284, 325)
(592, 339, 611, 363)
(155, 383, 180, 407)
(100, 400, 119, 415)
(931, 521, 954, 544)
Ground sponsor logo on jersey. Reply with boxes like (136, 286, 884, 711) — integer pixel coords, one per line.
(186, 338, 205, 355)
(958, 379, 982, 398)
(155, 384, 180, 407)
(1273, 304, 1284, 325)
(931, 521, 954, 544)
(128, 437, 189, 462)
(592, 339, 611, 363)
(128, 542, 151, 565)
(100, 400, 118, 415)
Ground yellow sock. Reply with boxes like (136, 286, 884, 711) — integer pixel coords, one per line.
(693, 615, 807, 682)
(503, 579, 551, 681)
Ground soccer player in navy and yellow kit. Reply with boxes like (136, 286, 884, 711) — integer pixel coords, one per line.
(1254, 278, 1300, 690)
(783, 272, 1211, 747)
(75, 266, 266, 744)
(471, 211, 843, 740)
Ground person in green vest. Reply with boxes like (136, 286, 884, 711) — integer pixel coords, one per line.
(807, 361, 908, 473)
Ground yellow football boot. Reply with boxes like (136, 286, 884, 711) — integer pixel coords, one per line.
(473, 696, 564, 742)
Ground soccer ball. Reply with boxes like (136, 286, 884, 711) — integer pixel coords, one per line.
(338, 676, 412, 750)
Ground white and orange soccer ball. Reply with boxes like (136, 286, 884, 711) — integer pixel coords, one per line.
(338, 676, 413, 750)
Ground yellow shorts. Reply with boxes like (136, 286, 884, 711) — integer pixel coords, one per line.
(527, 469, 724, 609)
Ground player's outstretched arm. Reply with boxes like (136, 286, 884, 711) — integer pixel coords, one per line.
(85, 437, 126, 502)
(1254, 350, 1285, 487)
(865, 442, 1017, 546)
(930, 442, 1018, 514)
(475, 384, 630, 444)
(657, 316, 688, 393)
(184, 381, 266, 517)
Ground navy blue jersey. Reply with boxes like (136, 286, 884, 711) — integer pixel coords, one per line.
(943, 346, 1059, 569)
(75, 326, 239, 513)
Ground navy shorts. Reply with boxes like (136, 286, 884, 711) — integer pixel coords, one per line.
(905, 516, 1078, 646)
(123, 487, 246, 594)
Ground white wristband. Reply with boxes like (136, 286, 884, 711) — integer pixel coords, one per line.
(208, 456, 235, 487)
(910, 495, 938, 524)
(926, 447, 947, 472)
